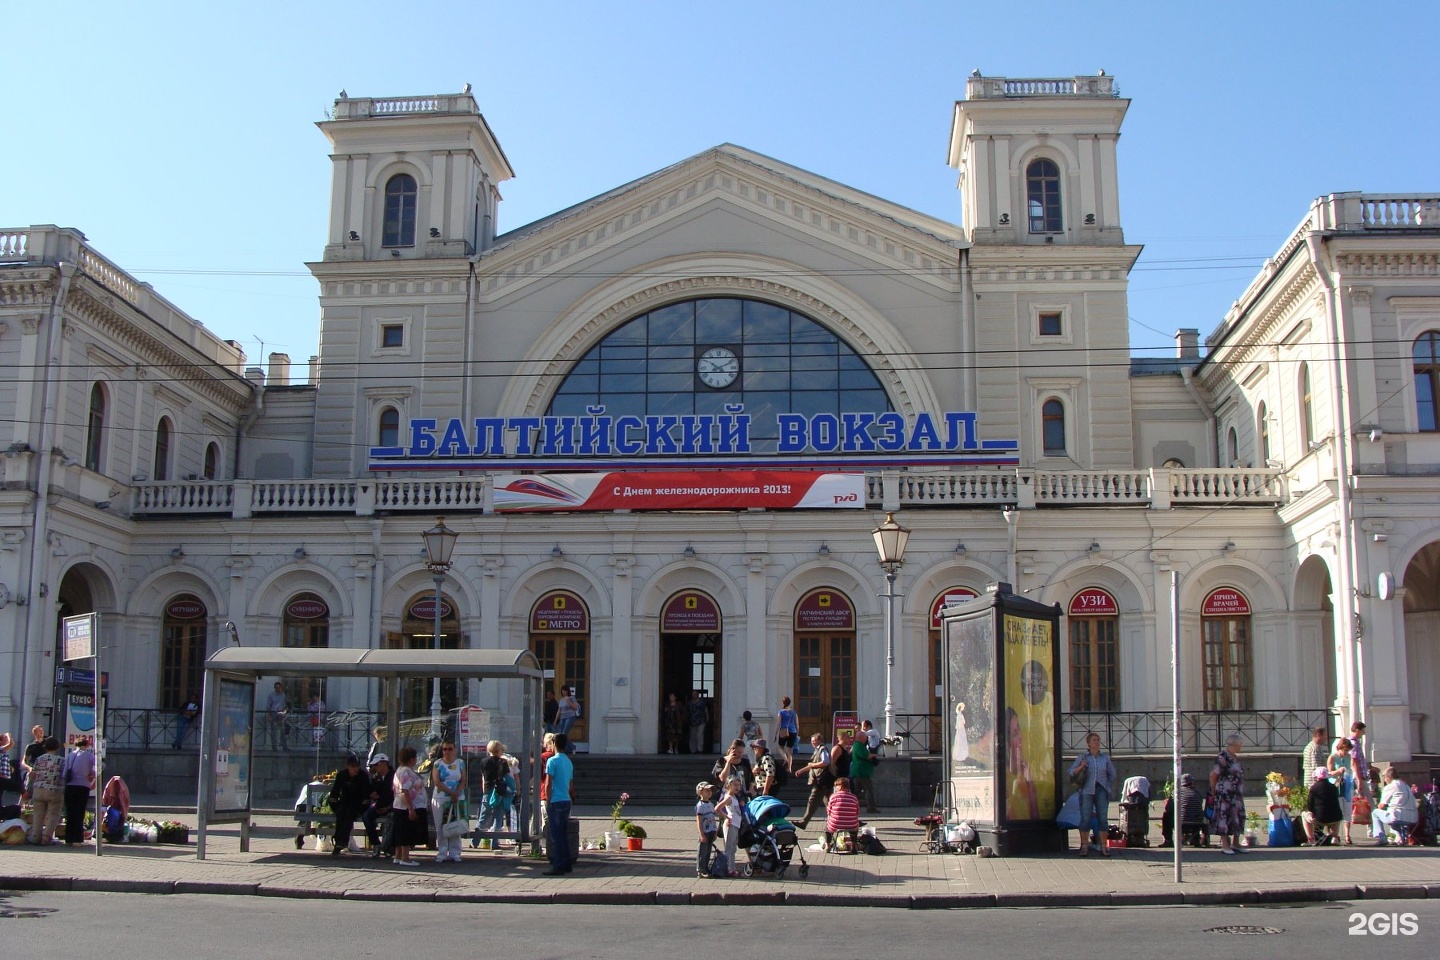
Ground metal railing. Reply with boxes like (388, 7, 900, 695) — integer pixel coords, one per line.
(878, 708, 1328, 758)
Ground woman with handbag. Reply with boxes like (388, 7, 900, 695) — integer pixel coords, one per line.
(389, 746, 427, 867)
(1066, 732, 1116, 857)
(431, 741, 468, 863)
(1327, 737, 1357, 844)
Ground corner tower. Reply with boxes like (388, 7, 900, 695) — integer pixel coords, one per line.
(317, 89, 514, 261)
(948, 72, 1127, 246)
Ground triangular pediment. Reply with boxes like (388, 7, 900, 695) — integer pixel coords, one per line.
(474, 145, 965, 300)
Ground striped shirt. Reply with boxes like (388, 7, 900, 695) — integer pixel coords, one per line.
(826, 790, 861, 831)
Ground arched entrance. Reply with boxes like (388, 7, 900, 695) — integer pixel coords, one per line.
(390, 592, 463, 719)
(161, 594, 208, 711)
(793, 588, 856, 738)
(1201, 587, 1252, 711)
(529, 590, 590, 747)
(660, 590, 721, 754)
(1067, 587, 1119, 712)
(1402, 542, 1440, 754)
(281, 592, 331, 709)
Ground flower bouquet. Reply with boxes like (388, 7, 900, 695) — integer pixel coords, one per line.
(610, 792, 646, 848)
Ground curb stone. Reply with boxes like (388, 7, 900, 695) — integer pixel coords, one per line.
(995, 891, 1109, 908)
(1357, 884, 1426, 900)
(257, 884, 344, 899)
(174, 881, 259, 896)
(342, 889, 436, 902)
(1110, 890, 1185, 906)
(75, 878, 173, 895)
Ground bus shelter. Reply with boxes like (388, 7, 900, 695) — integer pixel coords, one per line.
(195, 646, 544, 859)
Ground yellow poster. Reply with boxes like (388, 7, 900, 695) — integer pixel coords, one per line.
(1002, 614, 1056, 820)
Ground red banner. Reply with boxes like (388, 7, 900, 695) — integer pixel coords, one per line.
(531, 591, 589, 633)
(1068, 588, 1118, 617)
(795, 589, 854, 630)
(662, 591, 721, 632)
(1202, 587, 1250, 616)
(493, 470, 864, 512)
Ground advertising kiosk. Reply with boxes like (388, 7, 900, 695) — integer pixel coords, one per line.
(940, 583, 1063, 855)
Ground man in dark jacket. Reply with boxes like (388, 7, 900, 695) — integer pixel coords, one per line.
(362, 754, 395, 858)
(327, 754, 371, 856)
(1304, 765, 1343, 845)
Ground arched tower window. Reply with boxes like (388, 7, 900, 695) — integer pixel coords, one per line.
(382, 174, 418, 248)
(1226, 426, 1239, 466)
(203, 442, 220, 480)
(378, 406, 400, 447)
(1414, 332, 1440, 431)
(153, 417, 172, 481)
(1041, 398, 1067, 456)
(1299, 362, 1315, 449)
(1026, 158, 1062, 234)
(85, 383, 106, 472)
(1257, 402, 1271, 464)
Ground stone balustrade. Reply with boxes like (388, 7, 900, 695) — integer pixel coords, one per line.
(0, 229, 28, 260)
(129, 467, 1284, 517)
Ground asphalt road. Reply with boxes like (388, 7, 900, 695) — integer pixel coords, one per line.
(2, 892, 1436, 959)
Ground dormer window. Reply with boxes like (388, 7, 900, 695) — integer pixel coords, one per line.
(1026, 158, 1062, 234)
(382, 174, 417, 248)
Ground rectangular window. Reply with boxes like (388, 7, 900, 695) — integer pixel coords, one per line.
(381, 324, 404, 348)
(1038, 312, 1063, 337)
(1202, 617, 1252, 711)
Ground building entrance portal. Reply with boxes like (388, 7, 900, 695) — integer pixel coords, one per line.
(390, 593, 463, 720)
(794, 589, 856, 739)
(659, 591, 722, 754)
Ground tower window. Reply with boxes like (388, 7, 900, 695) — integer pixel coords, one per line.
(1038, 311, 1063, 337)
(1299, 362, 1315, 449)
(1042, 398, 1067, 456)
(382, 174, 418, 248)
(378, 406, 400, 448)
(153, 417, 172, 482)
(85, 383, 105, 472)
(381, 324, 404, 348)
(1027, 158, 1062, 234)
(1414, 332, 1440, 431)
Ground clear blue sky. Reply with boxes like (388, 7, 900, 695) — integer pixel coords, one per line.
(6, 2, 1436, 367)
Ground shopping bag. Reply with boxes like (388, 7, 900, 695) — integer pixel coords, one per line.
(1351, 795, 1372, 826)
(1267, 816, 1294, 847)
(1056, 791, 1081, 829)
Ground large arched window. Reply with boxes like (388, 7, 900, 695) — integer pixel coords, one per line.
(1414, 332, 1440, 431)
(1257, 402, 1271, 464)
(1299, 363, 1315, 450)
(203, 442, 220, 480)
(85, 383, 106, 472)
(548, 297, 890, 453)
(1041, 398, 1067, 456)
(1026, 158, 1062, 233)
(283, 592, 331, 707)
(382, 173, 418, 248)
(153, 417, 172, 481)
(1201, 588, 1252, 711)
(378, 406, 401, 447)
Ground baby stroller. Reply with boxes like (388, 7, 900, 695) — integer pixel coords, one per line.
(740, 795, 809, 879)
(1118, 776, 1151, 848)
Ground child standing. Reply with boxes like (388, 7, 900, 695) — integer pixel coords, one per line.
(695, 781, 719, 878)
(718, 776, 744, 877)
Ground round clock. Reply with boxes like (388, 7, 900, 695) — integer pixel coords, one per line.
(696, 346, 740, 389)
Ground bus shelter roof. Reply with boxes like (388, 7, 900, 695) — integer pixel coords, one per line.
(204, 646, 543, 679)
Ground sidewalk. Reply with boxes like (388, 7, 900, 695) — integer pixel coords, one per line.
(2, 802, 1436, 909)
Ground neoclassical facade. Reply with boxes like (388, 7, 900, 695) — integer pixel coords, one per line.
(2, 74, 1436, 763)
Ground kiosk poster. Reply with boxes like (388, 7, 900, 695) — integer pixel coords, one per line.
(945, 614, 995, 824)
(213, 678, 253, 813)
(1002, 614, 1056, 820)
(65, 692, 96, 744)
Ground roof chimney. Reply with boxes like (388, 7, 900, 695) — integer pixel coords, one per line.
(268, 352, 291, 386)
(1175, 328, 1200, 361)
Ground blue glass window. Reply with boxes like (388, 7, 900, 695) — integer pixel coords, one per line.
(1027, 159, 1062, 234)
(547, 297, 891, 453)
(382, 174, 417, 247)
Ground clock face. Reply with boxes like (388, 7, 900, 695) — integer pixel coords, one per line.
(697, 346, 740, 389)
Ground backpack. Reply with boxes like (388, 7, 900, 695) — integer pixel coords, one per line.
(770, 757, 789, 790)
(709, 851, 730, 877)
(492, 772, 512, 798)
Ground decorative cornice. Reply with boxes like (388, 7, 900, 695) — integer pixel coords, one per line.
(476, 155, 963, 303)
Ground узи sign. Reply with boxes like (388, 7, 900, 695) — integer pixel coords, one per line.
(369, 407, 1020, 470)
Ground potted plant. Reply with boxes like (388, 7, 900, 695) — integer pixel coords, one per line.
(619, 819, 647, 850)
(1244, 811, 1262, 846)
(606, 792, 631, 851)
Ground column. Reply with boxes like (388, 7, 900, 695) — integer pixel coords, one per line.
(745, 555, 768, 719)
(605, 555, 636, 753)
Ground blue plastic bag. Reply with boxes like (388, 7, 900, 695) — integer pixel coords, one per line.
(1056, 791, 1081, 829)
(1268, 816, 1294, 847)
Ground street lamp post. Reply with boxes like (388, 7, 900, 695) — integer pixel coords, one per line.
(420, 516, 459, 743)
(871, 511, 910, 742)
